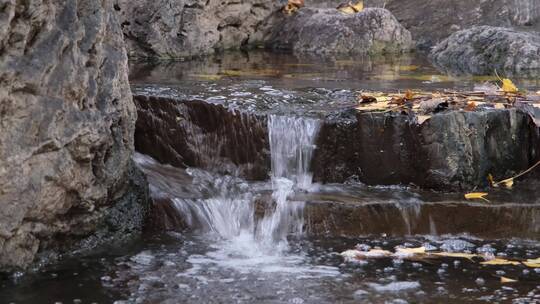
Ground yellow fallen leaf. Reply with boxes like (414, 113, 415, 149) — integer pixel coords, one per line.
(398, 65, 420, 71)
(464, 192, 490, 202)
(396, 247, 426, 256)
(487, 174, 495, 187)
(500, 276, 518, 283)
(502, 178, 514, 189)
(523, 258, 540, 268)
(351, 0, 364, 11)
(431, 252, 478, 260)
(338, 1, 363, 14)
(494, 103, 506, 109)
(481, 258, 521, 266)
(417, 115, 431, 125)
(356, 101, 391, 112)
(501, 78, 519, 93)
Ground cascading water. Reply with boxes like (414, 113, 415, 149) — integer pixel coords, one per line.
(144, 114, 321, 262)
(256, 115, 321, 250)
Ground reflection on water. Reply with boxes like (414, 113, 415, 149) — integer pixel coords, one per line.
(130, 51, 539, 115)
(130, 51, 540, 91)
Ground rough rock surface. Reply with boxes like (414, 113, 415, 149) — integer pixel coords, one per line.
(0, 1, 148, 271)
(133, 96, 540, 191)
(113, 0, 281, 59)
(430, 26, 540, 75)
(313, 109, 540, 190)
(312, 0, 540, 49)
(134, 95, 270, 180)
(261, 8, 413, 55)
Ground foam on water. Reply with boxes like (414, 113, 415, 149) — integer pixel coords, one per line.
(143, 114, 326, 275)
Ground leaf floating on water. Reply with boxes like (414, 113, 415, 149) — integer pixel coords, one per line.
(395, 247, 426, 257)
(464, 192, 490, 202)
(398, 65, 420, 71)
(481, 258, 521, 266)
(500, 276, 518, 283)
(522, 258, 540, 268)
(501, 78, 519, 94)
(431, 252, 479, 261)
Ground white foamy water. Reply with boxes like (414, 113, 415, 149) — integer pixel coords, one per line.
(138, 114, 326, 274)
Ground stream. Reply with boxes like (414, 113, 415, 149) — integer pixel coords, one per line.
(2, 51, 540, 304)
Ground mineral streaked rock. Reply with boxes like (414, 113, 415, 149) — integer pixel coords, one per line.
(261, 8, 413, 55)
(113, 0, 282, 59)
(0, 1, 148, 270)
(430, 26, 540, 75)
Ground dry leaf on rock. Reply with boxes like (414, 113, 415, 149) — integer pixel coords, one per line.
(501, 78, 519, 94)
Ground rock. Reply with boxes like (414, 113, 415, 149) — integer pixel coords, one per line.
(133, 95, 540, 191)
(134, 95, 270, 180)
(0, 1, 148, 271)
(113, 0, 282, 59)
(312, 0, 540, 50)
(313, 109, 540, 190)
(430, 26, 540, 75)
(261, 8, 413, 55)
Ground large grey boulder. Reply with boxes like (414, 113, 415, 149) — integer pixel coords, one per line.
(311, 0, 540, 50)
(0, 1, 148, 270)
(261, 8, 413, 55)
(113, 0, 281, 59)
(430, 26, 540, 75)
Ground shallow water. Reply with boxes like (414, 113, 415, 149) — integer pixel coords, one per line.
(2, 51, 540, 304)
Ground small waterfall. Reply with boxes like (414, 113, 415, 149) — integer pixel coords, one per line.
(139, 114, 321, 256)
(257, 115, 321, 249)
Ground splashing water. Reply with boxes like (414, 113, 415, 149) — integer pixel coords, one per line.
(257, 115, 321, 250)
(141, 114, 322, 269)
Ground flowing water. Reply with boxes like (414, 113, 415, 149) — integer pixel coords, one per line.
(2, 51, 540, 303)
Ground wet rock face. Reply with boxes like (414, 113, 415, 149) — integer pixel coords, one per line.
(305, 200, 540, 239)
(261, 8, 413, 55)
(134, 95, 270, 180)
(0, 1, 147, 270)
(134, 96, 540, 191)
(113, 0, 281, 59)
(313, 109, 540, 190)
(430, 26, 540, 75)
